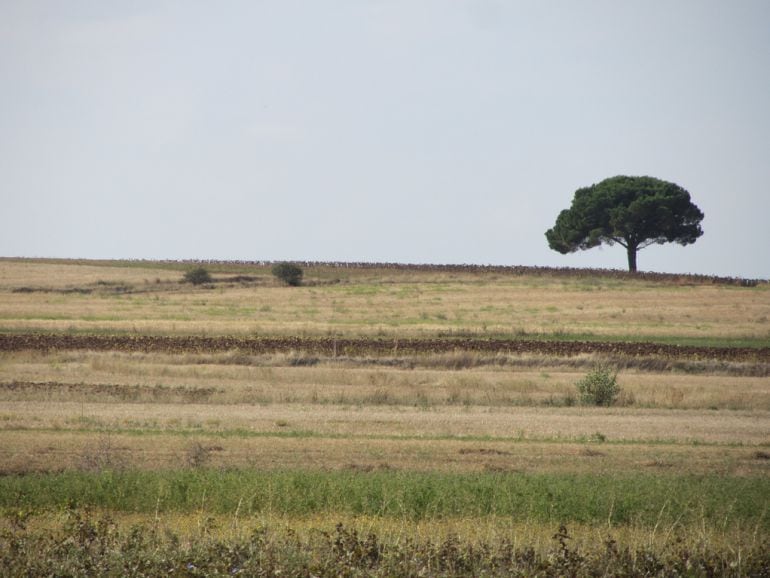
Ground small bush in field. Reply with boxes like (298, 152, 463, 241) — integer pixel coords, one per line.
(183, 267, 212, 285)
(575, 364, 621, 406)
(272, 262, 303, 286)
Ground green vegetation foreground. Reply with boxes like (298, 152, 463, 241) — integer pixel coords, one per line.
(3, 513, 768, 577)
(2, 470, 767, 528)
(3, 470, 768, 576)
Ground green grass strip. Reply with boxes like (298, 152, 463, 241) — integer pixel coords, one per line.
(1, 470, 766, 529)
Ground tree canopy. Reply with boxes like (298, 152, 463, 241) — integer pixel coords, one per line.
(545, 176, 704, 272)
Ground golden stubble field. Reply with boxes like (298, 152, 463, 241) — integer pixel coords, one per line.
(1, 352, 768, 477)
(1, 259, 768, 340)
(1, 260, 768, 476)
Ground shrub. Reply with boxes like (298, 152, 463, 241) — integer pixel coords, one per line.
(272, 262, 303, 286)
(575, 364, 621, 406)
(183, 267, 212, 285)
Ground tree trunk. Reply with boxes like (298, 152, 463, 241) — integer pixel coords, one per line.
(627, 245, 638, 272)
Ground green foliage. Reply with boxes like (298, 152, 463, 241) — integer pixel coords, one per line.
(2, 470, 767, 530)
(545, 175, 704, 271)
(183, 267, 212, 285)
(272, 262, 303, 286)
(575, 364, 621, 406)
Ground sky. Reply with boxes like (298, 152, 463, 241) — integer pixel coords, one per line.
(1, 1, 769, 278)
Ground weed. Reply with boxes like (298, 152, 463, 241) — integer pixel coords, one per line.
(184, 441, 212, 468)
(77, 434, 125, 472)
(1, 512, 768, 576)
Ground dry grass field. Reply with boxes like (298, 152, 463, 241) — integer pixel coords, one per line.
(2, 259, 768, 343)
(1, 259, 768, 573)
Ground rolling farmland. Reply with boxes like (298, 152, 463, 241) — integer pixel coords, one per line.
(0, 259, 768, 575)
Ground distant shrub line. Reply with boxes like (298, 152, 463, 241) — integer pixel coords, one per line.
(149, 259, 767, 286)
(18, 257, 762, 286)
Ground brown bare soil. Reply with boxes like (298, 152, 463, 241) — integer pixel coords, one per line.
(2, 333, 768, 362)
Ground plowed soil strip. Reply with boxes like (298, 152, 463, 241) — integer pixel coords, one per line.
(1, 333, 767, 362)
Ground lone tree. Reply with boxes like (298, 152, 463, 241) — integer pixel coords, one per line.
(545, 176, 704, 272)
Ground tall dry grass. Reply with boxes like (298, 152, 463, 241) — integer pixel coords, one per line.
(3, 508, 768, 576)
(2, 350, 768, 410)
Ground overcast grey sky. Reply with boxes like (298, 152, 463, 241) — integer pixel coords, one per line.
(1, 1, 769, 277)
